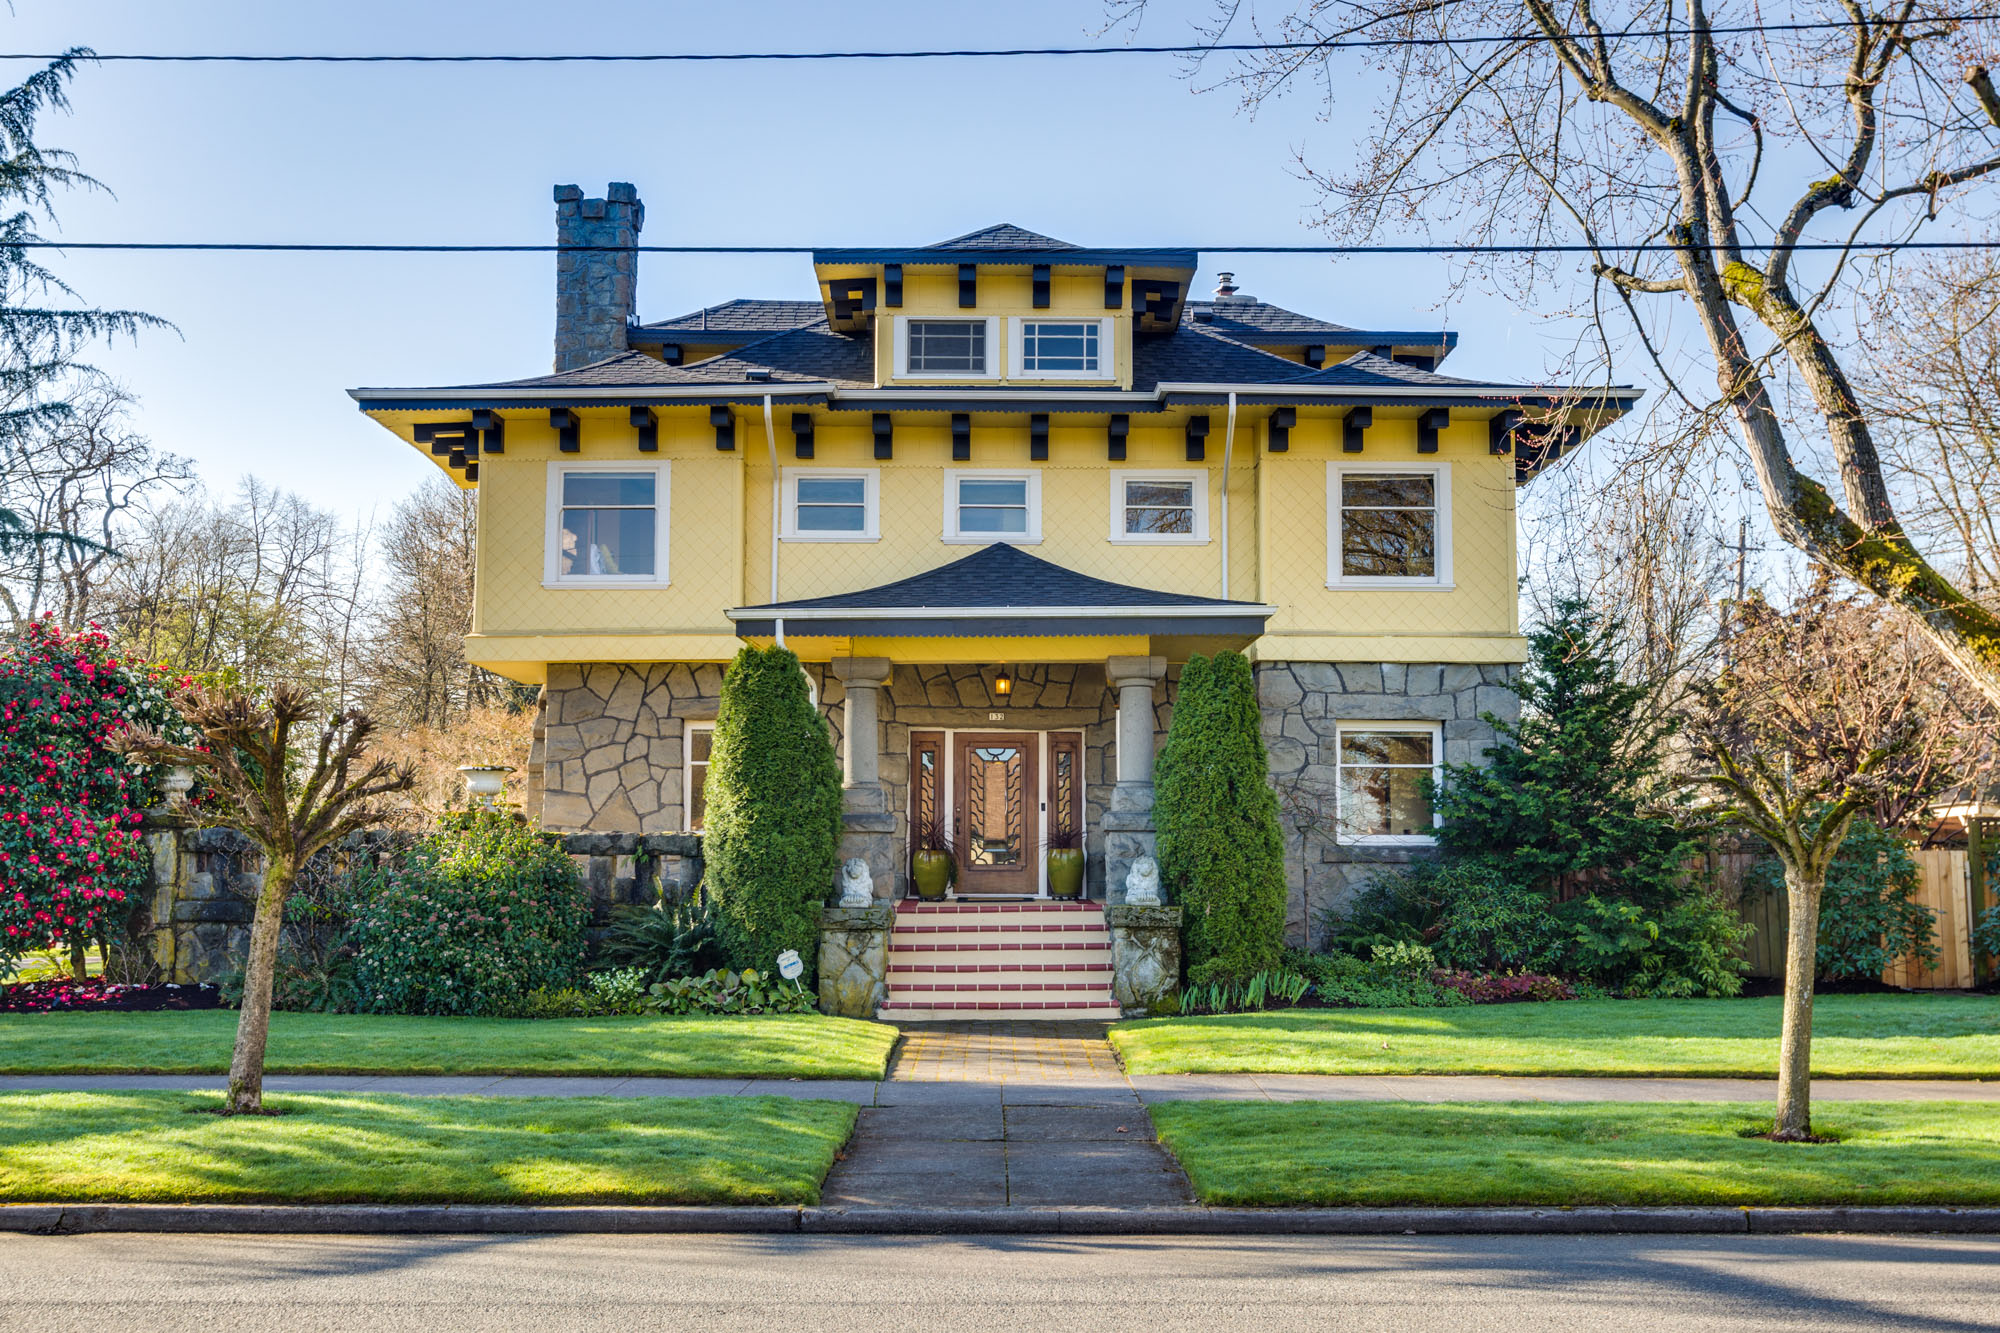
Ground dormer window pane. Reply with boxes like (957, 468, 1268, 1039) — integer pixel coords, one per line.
(1020, 320, 1100, 373)
(957, 477, 1029, 533)
(908, 319, 987, 373)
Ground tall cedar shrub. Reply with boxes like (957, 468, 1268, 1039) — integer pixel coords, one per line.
(1155, 652, 1288, 986)
(703, 645, 842, 984)
(1434, 597, 1696, 903)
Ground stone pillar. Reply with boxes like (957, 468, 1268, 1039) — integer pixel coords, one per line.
(553, 182, 644, 372)
(1104, 655, 1167, 902)
(1107, 904, 1183, 1013)
(819, 903, 894, 1017)
(832, 657, 897, 899)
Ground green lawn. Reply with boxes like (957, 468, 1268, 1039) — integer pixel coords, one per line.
(1110, 995, 2000, 1078)
(1150, 1099, 2000, 1207)
(0, 1011, 898, 1079)
(0, 1090, 854, 1204)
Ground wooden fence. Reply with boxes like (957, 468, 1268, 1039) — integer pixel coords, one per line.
(1730, 848, 1977, 988)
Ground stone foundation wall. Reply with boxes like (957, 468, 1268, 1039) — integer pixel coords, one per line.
(533, 663, 726, 832)
(1256, 661, 1520, 949)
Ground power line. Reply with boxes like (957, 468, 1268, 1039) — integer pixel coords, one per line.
(13, 240, 2000, 255)
(6, 14, 1998, 63)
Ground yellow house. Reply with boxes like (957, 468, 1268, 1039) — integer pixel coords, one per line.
(351, 184, 1634, 1011)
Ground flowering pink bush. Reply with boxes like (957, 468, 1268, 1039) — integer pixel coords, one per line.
(0, 618, 191, 974)
(1430, 969, 1576, 1004)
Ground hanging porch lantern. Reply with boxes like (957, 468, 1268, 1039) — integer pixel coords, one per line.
(993, 666, 1014, 699)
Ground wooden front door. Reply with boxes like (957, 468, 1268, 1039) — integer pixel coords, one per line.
(951, 732, 1040, 896)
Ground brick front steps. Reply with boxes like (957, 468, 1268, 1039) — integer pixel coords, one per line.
(879, 900, 1123, 1020)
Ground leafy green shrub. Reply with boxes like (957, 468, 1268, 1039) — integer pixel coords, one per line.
(643, 967, 817, 1015)
(1433, 598, 1697, 904)
(1155, 652, 1288, 986)
(1431, 970, 1575, 1003)
(1563, 890, 1748, 997)
(1286, 946, 1467, 1009)
(600, 893, 727, 983)
(352, 811, 590, 1016)
(703, 646, 842, 985)
(1425, 863, 1570, 973)
(1176, 967, 1312, 1015)
(1744, 819, 1939, 981)
(1975, 905, 1999, 977)
(515, 967, 651, 1019)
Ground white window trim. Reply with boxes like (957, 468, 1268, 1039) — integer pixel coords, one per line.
(781, 466, 880, 542)
(1326, 460, 1453, 590)
(542, 460, 671, 588)
(684, 720, 714, 833)
(1108, 468, 1210, 545)
(894, 316, 1001, 380)
(943, 467, 1043, 544)
(1008, 316, 1116, 382)
(1333, 719, 1444, 847)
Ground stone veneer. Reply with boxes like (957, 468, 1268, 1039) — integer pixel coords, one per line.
(1256, 661, 1520, 949)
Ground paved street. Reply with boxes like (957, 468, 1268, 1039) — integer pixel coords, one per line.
(4, 1232, 1998, 1331)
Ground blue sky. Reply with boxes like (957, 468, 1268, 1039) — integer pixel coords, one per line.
(16, 0, 1589, 523)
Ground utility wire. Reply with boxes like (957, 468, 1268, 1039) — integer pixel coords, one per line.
(5, 14, 1998, 63)
(14, 240, 2000, 255)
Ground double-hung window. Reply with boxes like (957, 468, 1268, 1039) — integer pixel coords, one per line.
(944, 469, 1041, 543)
(1327, 463, 1451, 587)
(1013, 318, 1111, 378)
(897, 318, 998, 378)
(782, 467, 879, 541)
(1110, 470, 1208, 543)
(545, 462, 670, 586)
(1333, 722, 1443, 844)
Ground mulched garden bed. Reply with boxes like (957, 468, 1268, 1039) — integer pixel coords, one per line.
(1, 979, 221, 1013)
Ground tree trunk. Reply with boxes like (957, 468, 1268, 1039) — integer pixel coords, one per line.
(67, 932, 89, 982)
(1773, 862, 1821, 1140)
(224, 855, 292, 1115)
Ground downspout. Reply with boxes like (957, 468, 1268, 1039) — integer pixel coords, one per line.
(1220, 391, 1237, 599)
(762, 394, 784, 647)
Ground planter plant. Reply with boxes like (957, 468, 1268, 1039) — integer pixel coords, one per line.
(910, 814, 955, 901)
(1045, 822, 1085, 900)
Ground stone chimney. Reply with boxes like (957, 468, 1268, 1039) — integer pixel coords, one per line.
(553, 182, 644, 372)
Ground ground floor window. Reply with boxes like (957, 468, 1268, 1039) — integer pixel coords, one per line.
(1333, 721, 1442, 844)
(685, 722, 714, 831)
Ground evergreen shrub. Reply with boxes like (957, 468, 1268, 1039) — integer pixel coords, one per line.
(1744, 819, 1939, 981)
(1154, 651, 1288, 986)
(352, 810, 590, 1016)
(702, 646, 842, 985)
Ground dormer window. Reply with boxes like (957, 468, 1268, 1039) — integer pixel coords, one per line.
(899, 318, 993, 376)
(1010, 318, 1114, 380)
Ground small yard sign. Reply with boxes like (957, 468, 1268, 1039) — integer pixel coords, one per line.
(776, 949, 804, 981)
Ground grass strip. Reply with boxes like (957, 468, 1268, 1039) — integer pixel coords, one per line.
(0, 1011, 899, 1079)
(0, 1091, 856, 1205)
(1110, 995, 2000, 1078)
(1149, 1099, 2000, 1207)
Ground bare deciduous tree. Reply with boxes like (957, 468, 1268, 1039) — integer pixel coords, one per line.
(1689, 581, 1973, 1139)
(370, 477, 512, 729)
(1118, 0, 2000, 707)
(113, 687, 412, 1115)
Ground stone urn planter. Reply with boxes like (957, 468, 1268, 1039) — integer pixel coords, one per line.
(1045, 823, 1084, 900)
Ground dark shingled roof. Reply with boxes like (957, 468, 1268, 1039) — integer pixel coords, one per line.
(1282, 349, 1518, 389)
(738, 543, 1261, 612)
(633, 299, 825, 337)
(473, 319, 872, 390)
(923, 223, 1084, 253)
(1185, 298, 1362, 339)
(1131, 322, 1327, 389)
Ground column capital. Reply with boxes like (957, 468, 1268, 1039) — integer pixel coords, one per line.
(831, 656, 893, 689)
(1105, 655, 1167, 690)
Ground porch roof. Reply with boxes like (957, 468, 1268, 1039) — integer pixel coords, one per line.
(727, 544, 1276, 639)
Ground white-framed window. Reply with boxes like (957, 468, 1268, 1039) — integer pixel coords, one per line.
(543, 461, 670, 587)
(943, 468, 1042, 544)
(1327, 462, 1452, 588)
(685, 722, 713, 832)
(782, 467, 879, 541)
(894, 317, 1000, 378)
(1109, 469, 1209, 544)
(1010, 317, 1114, 379)
(1333, 721, 1443, 845)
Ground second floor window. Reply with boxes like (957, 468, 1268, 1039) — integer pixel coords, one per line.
(1111, 470, 1208, 543)
(1019, 320, 1100, 373)
(547, 463, 668, 585)
(907, 319, 987, 373)
(1329, 464, 1450, 586)
(782, 468, 879, 541)
(945, 469, 1042, 542)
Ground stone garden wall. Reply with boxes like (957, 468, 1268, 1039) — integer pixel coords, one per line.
(1255, 661, 1520, 949)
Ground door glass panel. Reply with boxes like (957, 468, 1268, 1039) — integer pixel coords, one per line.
(963, 745, 1025, 868)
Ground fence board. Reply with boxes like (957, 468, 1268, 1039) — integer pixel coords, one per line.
(1737, 848, 1973, 989)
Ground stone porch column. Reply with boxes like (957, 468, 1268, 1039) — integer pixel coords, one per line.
(831, 657, 897, 898)
(1104, 655, 1166, 902)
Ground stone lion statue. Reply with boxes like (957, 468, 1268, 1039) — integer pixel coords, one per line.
(838, 857, 875, 907)
(1124, 855, 1162, 905)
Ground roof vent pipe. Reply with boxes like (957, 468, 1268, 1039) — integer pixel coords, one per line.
(1214, 271, 1237, 298)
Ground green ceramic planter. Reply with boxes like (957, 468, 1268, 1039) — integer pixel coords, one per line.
(1046, 847, 1086, 900)
(911, 849, 954, 901)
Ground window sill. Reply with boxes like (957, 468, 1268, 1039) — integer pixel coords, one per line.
(1108, 534, 1210, 546)
(1326, 579, 1456, 591)
(780, 534, 880, 543)
(943, 534, 1042, 545)
(542, 579, 674, 590)
(1336, 835, 1441, 848)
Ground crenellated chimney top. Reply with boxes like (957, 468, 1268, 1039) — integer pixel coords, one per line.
(553, 182, 644, 372)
